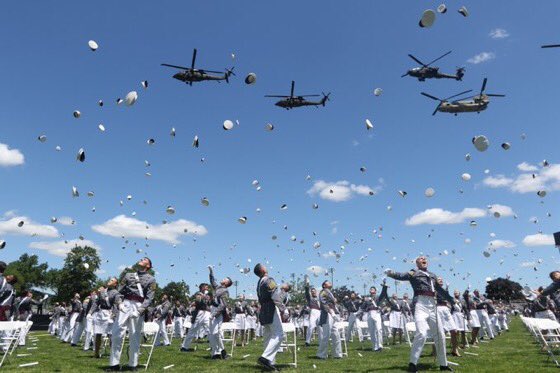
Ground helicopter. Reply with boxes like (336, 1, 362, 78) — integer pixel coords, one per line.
(265, 81, 330, 110)
(421, 78, 505, 116)
(161, 48, 235, 85)
(401, 50, 465, 81)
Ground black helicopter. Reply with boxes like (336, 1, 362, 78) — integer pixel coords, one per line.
(265, 81, 330, 110)
(401, 51, 465, 81)
(161, 49, 235, 85)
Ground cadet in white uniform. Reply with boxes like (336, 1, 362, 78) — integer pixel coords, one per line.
(317, 280, 342, 359)
(386, 256, 454, 372)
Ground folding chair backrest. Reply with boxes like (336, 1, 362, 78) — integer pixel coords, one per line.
(142, 322, 159, 336)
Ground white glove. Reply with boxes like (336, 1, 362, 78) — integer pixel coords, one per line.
(130, 310, 139, 319)
(118, 304, 125, 312)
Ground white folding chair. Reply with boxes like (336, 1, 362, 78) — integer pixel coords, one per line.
(0, 321, 25, 368)
(139, 322, 159, 371)
(281, 322, 297, 367)
(335, 321, 348, 357)
(357, 320, 370, 349)
(221, 322, 236, 357)
(404, 321, 416, 347)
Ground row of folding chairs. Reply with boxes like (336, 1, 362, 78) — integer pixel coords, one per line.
(521, 316, 560, 367)
(0, 321, 33, 368)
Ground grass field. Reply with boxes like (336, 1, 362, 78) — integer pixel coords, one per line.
(4, 317, 556, 372)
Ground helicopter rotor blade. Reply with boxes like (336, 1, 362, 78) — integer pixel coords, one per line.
(298, 95, 321, 97)
(479, 78, 487, 96)
(432, 103, 441, 116)
(161, 63, 191, 70)
(290, 81, 295, 98)
(425, 50, 452, 67)
(265, 95, 290, 98)
(408, 54, 426, 66)
(401, 72, 410, 78)
(191, 49, 197, 70)
(421, 92, 441, 101)
(443, 89, 473, 101)
(486, 93, 505, 97)
(199, 69, 223, 74)
(542, 44, 560, 48)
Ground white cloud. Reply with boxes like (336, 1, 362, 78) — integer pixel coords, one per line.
(307, 180, 381, 202)
(0, 215, 58, 238)
(489, 28, 509, 39)
(29, 239, 99, 257)
(58, 217, 75, 226)
(488, 204, 515, 217)
(405, 208, 486, 226)
(92, 214, 207, 244)
(517, 162, 538, 172)
(523, 234, 554, 247)
(0, 143, 24, 167)
(307, 265, 326, 276)
(467, 52, 495, 64)
(322, 251, 337, 259)
(483, 175, 514, 188)
(483, 163, 560, 194)
(488, 240, 516, 249)
(520, 261, 536, 268)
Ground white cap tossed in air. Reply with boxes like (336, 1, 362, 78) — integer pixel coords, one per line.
(125, 91, 138, 106)
(425, 187, 435, 197)
(88, 40, 99, 51)
(245, 73, 257, 85)
(223, 120, 234, 130)
(419, 9, 436, 28)
(472, 135, 489, 152)
(365, 119, 373, 130)
(461, 173, 471, 181)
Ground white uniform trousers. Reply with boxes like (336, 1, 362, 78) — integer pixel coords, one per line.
(346, 312, 363, 342)
(209, 314, 224, 356)
(498, 313, 508, 330)
(410, 296, 447, 367)
(173, 316, 184, 338)
(476, 309, 494, 339)
(155, 318, 170, 346)
(182, 310, 210, 349)
(48, 318, 57, 335)
(63, 312, 79, 342)
(109, 299, 144, 368)
(317, 313, 342, 359)
(261, 308, 284, 364)
(83, 314, 94, 350)
(57, 316, 66, 338)
(71, 317, 87, 345)
(305, 308, 322, 344)
(367, 310, 383, 350)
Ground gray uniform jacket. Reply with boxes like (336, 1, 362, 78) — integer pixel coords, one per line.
(172, 305, 186, 317)
(0, 282, 15, 317)
(118, 271, 156, 310)
(155, 300, 171, 321)
(14, 296, 41, 321)
(304, 284, 321, 310)
(542, 280, 560, 298)
(209, 268, 229, 318)
(257, 275, 278, 325)
(70, 299, 82, 314)
(387, 269, 454, 307)
(318, 288, 338, 326)
(342, 298, 361, 313)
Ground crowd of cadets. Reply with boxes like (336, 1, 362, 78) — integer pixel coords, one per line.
(12, 257, 560, 372)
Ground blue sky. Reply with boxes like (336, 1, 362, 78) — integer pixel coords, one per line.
(1, 1, 560, 298)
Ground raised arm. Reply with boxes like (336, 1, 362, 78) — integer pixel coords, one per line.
(208, 266, 218, 289)
(378, 282, 389, 304)
(541, 281, 560, 297)
(386, 270, 413, 282)
(304, 284, 311, 303)
(214, 290, 229, 315)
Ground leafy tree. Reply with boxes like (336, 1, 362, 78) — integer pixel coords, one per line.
(485, 277, 524, 301)
(157, 281, 190, 304)
(51, 246, 101, 302)
(5, 254, 49, 292)
(332, 285, 353, 302)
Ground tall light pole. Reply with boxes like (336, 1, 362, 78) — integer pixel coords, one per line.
(329, 267, 334, 287)
(234, 280, 239, 298)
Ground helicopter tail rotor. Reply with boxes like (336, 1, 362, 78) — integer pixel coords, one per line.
(455, 67, 465, 81)
(321, 92, 331, 106)
(224, 67, 236, 83)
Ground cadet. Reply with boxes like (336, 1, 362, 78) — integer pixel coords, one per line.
(385, 293, 405, 344)
(317, 280, 342, 359)
(172, 300, 186, 339)
(94, 278, 120, 358)
(71, 294, 92, 346)
(342, 292, 363, 343)
(208, 265, 233, 359)
(107, 257, 156, 371)
(154, 294, 171, 346)
(233, 294, 247, 346)
(359, 282, 388, 351)
(0, 274, 17, 321)
(83, 290, 98, 351)
(254, 263, 283, 371)
(304, 275, 322, 346)
(181, 282, 211, 352)
(451, 290, 468, 349)
(472, 289, 494, 339)
(386, 256, 454, 372)
(63, 293, 82, 342)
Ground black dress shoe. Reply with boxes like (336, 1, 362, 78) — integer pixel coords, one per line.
(104, 365, 120, 372)
(125, 366, 138, 372)
(221, 349, 229, 359)
(440, 366, 454, 371)
(408, 363, 418, 372)
(211, 354, 221, 360)
(258, 357, 279, 371)
(305, 342, 310, 347)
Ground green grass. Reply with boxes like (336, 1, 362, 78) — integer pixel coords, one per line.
(4, 317, 557, 372)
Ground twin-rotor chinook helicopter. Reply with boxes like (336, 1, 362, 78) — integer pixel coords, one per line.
(265, 81, 330, 110)
(402, 50, 465, 81)
(421, 78, 505, 115)
(161, 48, 235, 85)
